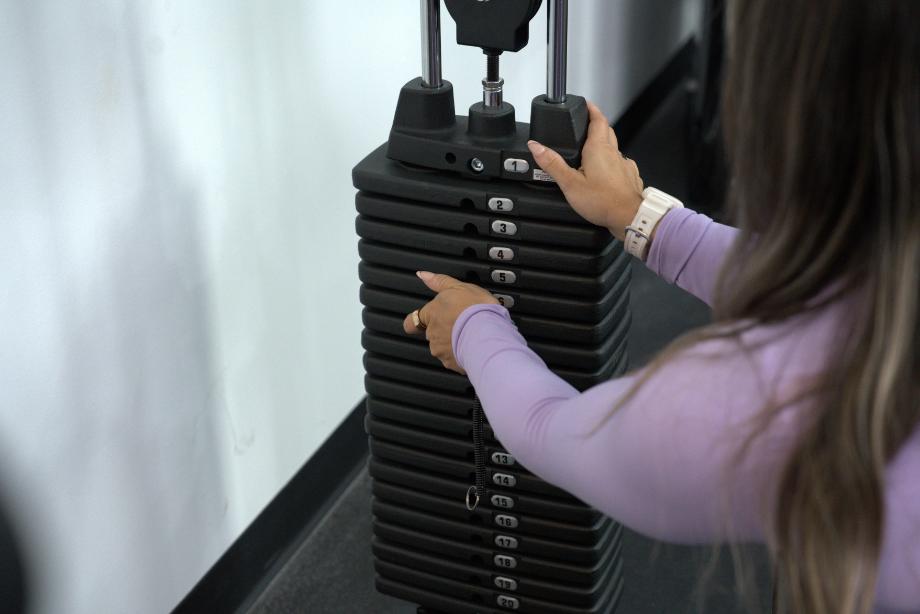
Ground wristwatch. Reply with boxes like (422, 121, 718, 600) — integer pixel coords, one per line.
(624, 187, 684, 261)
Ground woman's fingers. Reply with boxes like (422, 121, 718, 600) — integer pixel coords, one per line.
(402, 312, 421, 334)
(527, 141, 581, 190)
(402, 304, 430, 335)
(527, 102, 613, 191)
(402, 274, 494, 373)
(586, 101, 612, 145)
(417, 270, 462, 294)
(587, 102, 618, 149)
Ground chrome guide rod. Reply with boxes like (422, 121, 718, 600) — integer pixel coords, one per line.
(420, 0, 443, 88)
(546, 0, 568, 103)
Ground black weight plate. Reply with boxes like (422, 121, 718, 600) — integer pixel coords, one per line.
(365, 376, 474, 416)
(365, 413, 508, 468)
(362, 308, 630, 370)
(368, 459, 599, 525)
(356, 192, 611, 250)
(360, 283, 630, 345)
(374, 572, 623, 614)
(372, 536, 623, 607)
(361, 332, 627, 391)
(372, 480, 611, 545)
(356, 216, 618, 275)
(373, 499, 614, 565)
(359, 240, 627, 299)
(372, 518, 616, 587)
(366, 395, 497, 441)
(354, 144, 584, 224)
(364, 354, 473, 394)
(364, 351, 629, 396)
(359, 256, 631, 323)
(374, 558, 621, 614)
(369, 436, 568, 500)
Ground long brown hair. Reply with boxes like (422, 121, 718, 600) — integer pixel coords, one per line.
(715, 1, 920, 612)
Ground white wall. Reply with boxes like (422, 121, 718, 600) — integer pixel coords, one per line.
(0, 1, 698, 612)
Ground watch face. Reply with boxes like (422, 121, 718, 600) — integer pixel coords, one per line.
(643, 187, 683, 210)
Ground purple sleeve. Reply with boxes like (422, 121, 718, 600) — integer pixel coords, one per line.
(645, 208, 739, 306)
(451, 303, 798, 543)
(449, 295, 920, 607)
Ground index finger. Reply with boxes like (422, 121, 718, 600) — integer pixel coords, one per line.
(417, 271, 463, 294)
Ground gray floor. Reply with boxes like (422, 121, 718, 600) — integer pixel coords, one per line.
(247, 85, 774, 613)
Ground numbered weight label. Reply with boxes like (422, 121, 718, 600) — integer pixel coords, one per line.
(493, 472, 516, 488)
(491, 270, 517, 285)
(503, 158, 530, 174)
(495, 535, 519, 550)
(495, 514, 519, 529)
(491, 451, 515, 466)
(491, 494, 515, 509)
(497, 594, 521, 610)
(494, 576, 518, 592)
(493, 294, 515, 309)
(489, 247, 515, 262)
(491, 220, 518, 236)
(488, 197, 514, 212)
(494, 554, 518, 569)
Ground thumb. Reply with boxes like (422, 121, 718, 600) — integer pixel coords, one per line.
(527, 141, 581, 190)
(417, 271, 461, 294)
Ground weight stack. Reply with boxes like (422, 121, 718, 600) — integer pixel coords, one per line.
(353, 141, 632, 613)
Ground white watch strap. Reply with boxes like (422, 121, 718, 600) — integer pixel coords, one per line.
(624, 187, 683, 261)
(624, 206, 659, 261)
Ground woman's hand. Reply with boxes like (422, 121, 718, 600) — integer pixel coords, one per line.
(527, 102, 644, 241)
(403, 271, 499, 374)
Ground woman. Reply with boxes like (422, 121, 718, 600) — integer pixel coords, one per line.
(403, 2, 919, 612)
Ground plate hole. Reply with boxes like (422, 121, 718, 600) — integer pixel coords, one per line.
(460, 198, 475, 209)
(462, 247, 476, 259)
(463, 271, 480, 283)
(445, 152, 456, 164)
(470, 554, 484, 565)
(468, 575, 482, 586)
(463, 223, 479, 235)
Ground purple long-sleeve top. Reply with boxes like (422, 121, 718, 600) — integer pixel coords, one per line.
(450, 209, 920, 612)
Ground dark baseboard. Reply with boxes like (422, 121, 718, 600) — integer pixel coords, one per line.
(172, 399, 368, 614)
(173, 38, 699, 614)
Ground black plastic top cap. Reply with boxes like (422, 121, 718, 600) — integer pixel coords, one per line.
(444, 0, 542, 53)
